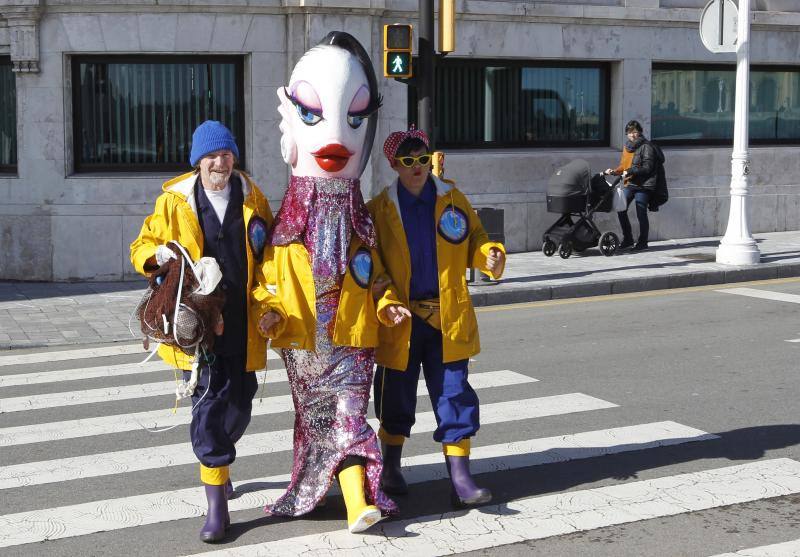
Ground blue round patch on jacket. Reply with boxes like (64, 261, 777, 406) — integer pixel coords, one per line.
(248, 216, 269, 262)
(349, 248, 373, 289)
(437, 206, 469, 244)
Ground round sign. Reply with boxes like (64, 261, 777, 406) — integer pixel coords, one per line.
(700, 0, 738, 54)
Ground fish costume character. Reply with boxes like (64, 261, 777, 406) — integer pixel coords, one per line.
(258, 31, 404, 534)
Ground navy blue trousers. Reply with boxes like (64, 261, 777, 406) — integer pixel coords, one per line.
(183, 353, 258, 468)
(373, 315, 480, 443)
(618, 188, 651, 245)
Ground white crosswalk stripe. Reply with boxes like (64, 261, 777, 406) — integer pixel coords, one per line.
(188, 459, 800, 557)
(0, 370, 287, 413)
(0, 370, 533, 447)
(715, 287, 800, 305)
(0, 360, 171, 387)
(708, 539, 800, 556)
(0, 344, 282, 367)
(0, 393, 612, 489)
(0, 421, 713, 549)
(1, 340, 797, 556)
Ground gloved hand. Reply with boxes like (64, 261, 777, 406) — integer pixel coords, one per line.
(155, 245, 177, 266)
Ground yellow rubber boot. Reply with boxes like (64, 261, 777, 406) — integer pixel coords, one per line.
(338, 464, 384, 533)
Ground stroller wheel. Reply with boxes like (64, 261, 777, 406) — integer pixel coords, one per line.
(542, 238, 557, 257)
(599, 231, 619, 256)
(558, 242, 572, 259)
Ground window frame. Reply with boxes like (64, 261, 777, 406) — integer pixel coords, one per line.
(0, 56, 17, 175)
(409, 58, 612, 149)
(652, 62, 800, 146)
(71, 54, 246, 173)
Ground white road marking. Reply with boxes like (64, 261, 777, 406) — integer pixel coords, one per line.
(716, 287, 800, 305)
(709, 539, 800, 556)
(0, 393, 614, 489)
(0, 360, 170, 387)
(0, 344, 282, 367)
(0, 370, 288, 413)
(189, 458, 800, 557)
(0, 344, 147, 366)
(0, 421, 713, 548)
(0, 370, 534, 446)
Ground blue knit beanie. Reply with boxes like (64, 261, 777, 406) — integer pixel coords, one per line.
(189, 120, 240, 166)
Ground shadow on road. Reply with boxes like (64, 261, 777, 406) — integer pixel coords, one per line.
(223, 423, 800, 541)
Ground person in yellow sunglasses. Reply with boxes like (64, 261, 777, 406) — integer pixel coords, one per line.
(366, 127, 506, 508)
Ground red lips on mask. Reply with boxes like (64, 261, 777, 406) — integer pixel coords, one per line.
(312, 144, 353, 173)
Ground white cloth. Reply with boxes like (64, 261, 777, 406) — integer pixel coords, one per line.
(193, 257, 223, 295)
(155, 245, 177, 266)
(203, 183, 231, 224)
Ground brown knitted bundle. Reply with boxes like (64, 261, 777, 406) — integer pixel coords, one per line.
(136, 246, 226, 354)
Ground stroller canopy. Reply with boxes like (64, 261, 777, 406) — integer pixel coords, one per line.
(547, 159, 591, 199)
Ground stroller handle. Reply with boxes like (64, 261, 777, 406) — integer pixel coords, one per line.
(599, 172, 622, 187)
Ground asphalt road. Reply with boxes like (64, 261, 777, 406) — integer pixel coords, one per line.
(2, 277, 800, 556)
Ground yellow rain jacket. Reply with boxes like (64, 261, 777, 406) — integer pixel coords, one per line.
(130, 171, 280, 372)
(252, 237, 403, 352)
(367, 175, 506, 370)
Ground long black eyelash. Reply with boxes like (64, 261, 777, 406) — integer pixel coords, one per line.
(349, 94, 383, 118)
(284, 86, 323, 117)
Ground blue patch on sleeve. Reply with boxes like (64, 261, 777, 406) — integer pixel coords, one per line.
(348, 248, 373, 289)
(437, 206, 469, 244)
(248, 216, 269, 262)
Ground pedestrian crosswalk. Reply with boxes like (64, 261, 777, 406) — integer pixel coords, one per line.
(1, 341, 798, 555)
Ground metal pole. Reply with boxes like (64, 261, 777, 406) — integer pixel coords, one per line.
(716, 0, 760, 265)
(418, 0, 435, 149)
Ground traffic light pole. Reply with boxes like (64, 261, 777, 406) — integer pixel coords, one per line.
(418, 0, 435, 149)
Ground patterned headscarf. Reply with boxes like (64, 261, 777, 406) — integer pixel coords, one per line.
(382, 125, 430, 163)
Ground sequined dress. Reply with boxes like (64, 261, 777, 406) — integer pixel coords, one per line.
(266, 176, 396, 517)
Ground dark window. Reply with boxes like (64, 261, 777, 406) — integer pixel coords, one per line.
(409, 59, 610, 148)
(72, 56, 245, 172)
(0, 57, 17, 173)
(652, 64, 800, 145)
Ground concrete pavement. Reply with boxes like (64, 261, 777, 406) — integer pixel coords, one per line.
(1, 230, 799, 350)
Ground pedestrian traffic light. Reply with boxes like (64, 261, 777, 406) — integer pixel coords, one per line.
(383, 24, 413, 78)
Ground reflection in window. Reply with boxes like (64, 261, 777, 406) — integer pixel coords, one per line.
(652, 65, 800, 143)
(410, 61, 609, 148)
(0, 57, 16, 173)
(72, 56, 244, 172)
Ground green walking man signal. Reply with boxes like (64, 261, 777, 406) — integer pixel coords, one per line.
(383, 24, 413, 78)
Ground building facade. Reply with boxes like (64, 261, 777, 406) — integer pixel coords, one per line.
(1, 0, 799, 281)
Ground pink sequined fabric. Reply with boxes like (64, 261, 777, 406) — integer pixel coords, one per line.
(265, 176, 396, 518)
(270, 175, 376, 249)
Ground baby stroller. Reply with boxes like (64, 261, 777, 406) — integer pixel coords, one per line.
(542, 159, 621, 259)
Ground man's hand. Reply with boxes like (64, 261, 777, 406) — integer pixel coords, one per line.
(258, 311, 282, 337)
(371, 276, 390, 301)
(214, 315, 224, 336)
(486, 247, 505, 275)
(385, 305, 411, 327)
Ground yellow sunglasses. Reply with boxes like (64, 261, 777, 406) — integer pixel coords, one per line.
(394, 153, 432, 168)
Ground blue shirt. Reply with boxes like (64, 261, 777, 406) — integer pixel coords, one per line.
(397, 178, 439, 300)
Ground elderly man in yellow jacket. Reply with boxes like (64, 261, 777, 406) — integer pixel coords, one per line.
(368, 127, 506, 508)
(130, 120, 281, 543)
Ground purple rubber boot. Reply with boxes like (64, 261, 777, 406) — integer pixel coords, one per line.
(200, 484, 229, 543)
(380, 443, 408, 495)
(225, 479, 236, 500)
(445, 455, 492, 508)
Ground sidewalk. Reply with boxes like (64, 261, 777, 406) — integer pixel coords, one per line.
(1, 230, 799, 350)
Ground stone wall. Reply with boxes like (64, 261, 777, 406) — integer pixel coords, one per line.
(0, 0, 799, 280)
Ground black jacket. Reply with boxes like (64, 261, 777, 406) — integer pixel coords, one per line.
(627, 138, 657, 191)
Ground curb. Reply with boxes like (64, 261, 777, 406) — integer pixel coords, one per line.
(470, 262, 800, 307)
